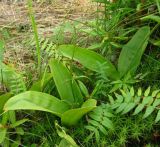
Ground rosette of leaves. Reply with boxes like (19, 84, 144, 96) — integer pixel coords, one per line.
(3, 59, 97, 126)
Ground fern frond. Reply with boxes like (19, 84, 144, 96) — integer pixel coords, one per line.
(85, 103, 114, 142)
(0, 63, 26, 94)
(108, 87, 160, 123)
(27, 36, 56, 58)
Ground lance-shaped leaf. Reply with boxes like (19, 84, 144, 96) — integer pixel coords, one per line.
(4, 91, 70, 117)
(58, 45, 119, 80)
(49, 59, 83, 105)
(118, 26, 150, 77)
(61, 99, 97, 126)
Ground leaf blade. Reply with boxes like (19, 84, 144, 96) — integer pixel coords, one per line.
(58, 45, 119, 80)
(61, 99, 97, 126)
(4, 91, 70, 117)
(49, 59, 83, 105)
(118, 26, 150, 77)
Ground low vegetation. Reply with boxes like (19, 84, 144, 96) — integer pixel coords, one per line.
(0, 0, 160, 146)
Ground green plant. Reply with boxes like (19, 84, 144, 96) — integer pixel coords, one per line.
(85, 86, 160, 145)
(109, 87, 160, 122)
(58, 26, 150, 91)
(28, 0, 41, 75)
(0, 93, 28, 146)
(3, 59, 97, 126)
(0, 41, 26, 94)
(118, 26, 150, 77)
(0, 40, 29, 146)
(85, 103, 114, 143)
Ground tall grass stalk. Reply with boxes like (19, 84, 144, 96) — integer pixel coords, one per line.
(27, 0, 41, 75)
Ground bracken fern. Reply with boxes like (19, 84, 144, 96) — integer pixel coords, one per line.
(85, 103, 114, 142)
(86, 87, 160, 143)
(109, 87, 160, 123)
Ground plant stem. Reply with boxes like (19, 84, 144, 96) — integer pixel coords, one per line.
(27, 0, 41, 75)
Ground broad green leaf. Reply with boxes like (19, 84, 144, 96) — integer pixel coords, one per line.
(49, 59, 83, 105)
(0, 93, 13, 113)
(61, 99, 97, 126)
(141, 15, 160, 23)
(4, 91, 70, 117)
(58, 45, 119, 80)
(118, 26, 150, 77)
(143, 106, 155, 119)
(0, 128, 7, 143)
(155, 110, 160, 123)
(133, 104, 145, 115)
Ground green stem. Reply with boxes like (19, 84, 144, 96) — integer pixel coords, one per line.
(27, 0, 41, 75)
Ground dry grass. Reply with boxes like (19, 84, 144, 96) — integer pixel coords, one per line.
(0, 0, 95, 78)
